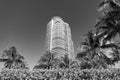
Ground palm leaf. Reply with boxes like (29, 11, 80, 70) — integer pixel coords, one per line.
(33, 63, 48, 69)
(98, 0, 111, 11)
(80, 41, 89, 46)
(113, 0, 120, 6)
(76, 49, 94, 59)
(101, 43, 120, 49)
(0, 59, 9, 62)
(104, 31, 117, 41)
(76, 51, 88, 59)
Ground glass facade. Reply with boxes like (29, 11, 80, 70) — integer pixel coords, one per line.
(45, 16, 74, 59)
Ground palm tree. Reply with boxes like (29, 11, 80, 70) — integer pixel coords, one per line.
(94, 0, 120, 68)
(76, 31, 100, 59)
(76, 31, 120, 69)
(58, 53, 79, 69)
(33, 51, 60, 70)
(59, 53, 70, 69)
(76, 31, 101, 69)
(0, 46, 28, 69)
(96, 0, 120, 43)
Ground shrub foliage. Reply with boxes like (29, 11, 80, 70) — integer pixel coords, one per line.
(0, 68, 120, 80)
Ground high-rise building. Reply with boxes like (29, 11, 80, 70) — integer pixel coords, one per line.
(45, 16, 74, 59)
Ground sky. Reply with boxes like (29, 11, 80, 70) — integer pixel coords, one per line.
(0, 0, 101, 70)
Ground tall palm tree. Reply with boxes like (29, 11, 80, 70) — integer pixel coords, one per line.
(58, 53, 79, 69)
(76, 31, 102, 69)
(76, 31, 100, 59)
(76, 31, 120, 69)
(59, 53, 70, 69)
(95, 0, 120, 66)
(33, 51, 60, 70)
(0, 46, 28, 69)
(96, 0, 120, 43)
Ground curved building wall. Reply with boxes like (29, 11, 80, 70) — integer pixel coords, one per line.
(45, 16, 74, 59)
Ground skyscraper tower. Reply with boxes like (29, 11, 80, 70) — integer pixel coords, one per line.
(45, 16, 74, 59)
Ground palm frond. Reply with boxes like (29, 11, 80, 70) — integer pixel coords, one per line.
(95, 11, 117, 28)
(76, 49, 93, 59)
(0, 59, 9, 62)
(101, 43, 120, 49)
(98, 0, 111, 11)
(33, 63, 48, 69)
(96, 31, 109, 42)
(104, 31, 117, 41)
(4, 60, 13, 69)
(113, 0, 120, 6)
(80, 41, 89, 46)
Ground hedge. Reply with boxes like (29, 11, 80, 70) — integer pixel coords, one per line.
(0, 68, 120, 80)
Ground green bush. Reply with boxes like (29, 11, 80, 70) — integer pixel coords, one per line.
(0, 68, 120, 80)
